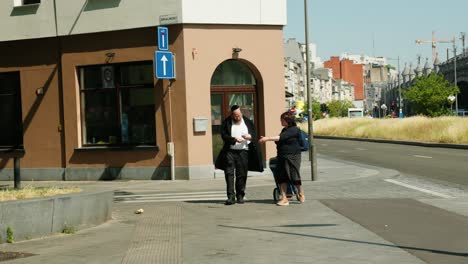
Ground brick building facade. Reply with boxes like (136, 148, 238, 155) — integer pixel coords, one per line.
(324, 57, 364, 101)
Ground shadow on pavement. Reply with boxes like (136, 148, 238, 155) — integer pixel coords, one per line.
(276, 224, 337, 228)
(184, 199, 276, 205)
(218, 225, 468, 258)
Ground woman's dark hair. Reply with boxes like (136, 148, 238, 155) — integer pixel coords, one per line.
(281, 111, 296, 127)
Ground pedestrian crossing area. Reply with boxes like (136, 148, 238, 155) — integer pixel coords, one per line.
(114, 190, 227, 203)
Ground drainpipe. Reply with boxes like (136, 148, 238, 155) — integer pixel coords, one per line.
(53, 0, 67, 179)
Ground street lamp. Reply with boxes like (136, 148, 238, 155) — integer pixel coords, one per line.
(381, 103, 387, 117)
(448, 95, 456, 112)
(453, 38, 459, 114)
(304, 0, 317, 181)
(388, 56, 403, 118)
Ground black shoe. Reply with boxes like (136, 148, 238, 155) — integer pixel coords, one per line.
(237, 196, 245, 204)
(224, 198, 236, 205)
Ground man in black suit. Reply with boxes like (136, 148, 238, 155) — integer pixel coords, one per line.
(215, 105, 264, 205)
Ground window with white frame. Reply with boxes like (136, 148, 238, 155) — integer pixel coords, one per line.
(14, 0, 40, 7)
(0, 72, 23, 148)
(78, 61, 156, 147)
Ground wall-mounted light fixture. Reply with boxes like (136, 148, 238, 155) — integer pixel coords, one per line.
(105, 52, 115, 63)
(192, 48, 198, 60)
(232, 47, 242, 59)
(36, 87, 44, 96)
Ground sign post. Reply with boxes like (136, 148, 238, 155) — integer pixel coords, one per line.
(156, 26, 175, 180)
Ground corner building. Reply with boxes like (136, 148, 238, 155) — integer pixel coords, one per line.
(0, 0, 286, 180)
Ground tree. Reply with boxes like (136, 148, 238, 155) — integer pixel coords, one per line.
(302, 101, 322, 119)
(327, 100, 355, 117)
(403, 74, 460, 117)
(312, 101, 322, 119)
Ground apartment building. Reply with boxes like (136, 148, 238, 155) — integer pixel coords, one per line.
(324, 56, 364, 107)
(283, 38, 306, 107)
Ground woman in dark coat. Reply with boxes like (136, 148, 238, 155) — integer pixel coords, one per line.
(258, 111, 305, 206)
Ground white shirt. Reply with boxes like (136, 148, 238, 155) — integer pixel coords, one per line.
(230, 119, 250, 150)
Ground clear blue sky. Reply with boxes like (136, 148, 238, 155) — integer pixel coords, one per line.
(284, 0, 468, 69)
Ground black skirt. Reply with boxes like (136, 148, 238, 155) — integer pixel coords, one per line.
(276, 153, 302, 185)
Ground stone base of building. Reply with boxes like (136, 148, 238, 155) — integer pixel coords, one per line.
(0, 165, 218, 181)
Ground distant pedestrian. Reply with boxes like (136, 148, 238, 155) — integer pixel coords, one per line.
(259, 111, 305, 206)
(215, 105, 264, 205)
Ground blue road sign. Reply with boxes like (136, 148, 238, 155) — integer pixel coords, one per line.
(158, 27, 169, 51)
(155, 51, 175, 79)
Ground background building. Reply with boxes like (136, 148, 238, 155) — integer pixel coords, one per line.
(324, 56, 364, 107)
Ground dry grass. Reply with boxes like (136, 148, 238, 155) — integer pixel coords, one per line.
(0, 186, 81, 202)
(299, 116, 468, 144)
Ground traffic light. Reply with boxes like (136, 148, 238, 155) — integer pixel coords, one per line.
(320, 104, 327, 112)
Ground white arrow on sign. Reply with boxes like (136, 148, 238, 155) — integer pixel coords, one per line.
(161, 55, 168, 75)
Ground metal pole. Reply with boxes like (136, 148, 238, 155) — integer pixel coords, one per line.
(304, 0, 317, 181)
(168, 81, 175, 181)
(454, 40, 459, 114)
(397, 56, 403, 118)
(461, 32, 466, 56)
(14, 157, 21, 189)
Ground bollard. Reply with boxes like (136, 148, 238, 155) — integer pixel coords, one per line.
(14, 157, 21, 189)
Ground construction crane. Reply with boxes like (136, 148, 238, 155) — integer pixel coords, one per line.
(415, 31, 455, 64)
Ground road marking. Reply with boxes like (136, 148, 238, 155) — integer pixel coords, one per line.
(114, 191, 225, 198)
(115, 190, 227, 203)
(384, 179, 453, 198)
(118, 197, 226, 203)
(356, 148, 367, 151)
(413, 155, 432, 159)
(118, 194, 225, 200)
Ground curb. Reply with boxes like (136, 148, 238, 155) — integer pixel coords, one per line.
(0, 190, 113, 243)
(314, 135, 468, 150)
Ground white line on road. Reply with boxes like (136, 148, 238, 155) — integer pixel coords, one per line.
(118, 197, 226, 203)
(356, 148, 367, 151)
(114, 191, 225, 198)
(413, 155, 433, 159)
(384, 179, 453, 198)
(117, 194, 226, 200)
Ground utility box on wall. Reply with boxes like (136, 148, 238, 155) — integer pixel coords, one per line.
(193, 117, 208, 133)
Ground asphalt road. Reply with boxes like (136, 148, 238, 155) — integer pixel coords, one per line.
(314, 138, 468, 187)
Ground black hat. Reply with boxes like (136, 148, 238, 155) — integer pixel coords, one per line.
(230, 105, 240, 112)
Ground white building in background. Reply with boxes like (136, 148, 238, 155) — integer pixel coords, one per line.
(335, 79, 355, 102)
(310, 68, 333, 104)
(284, 59, 305, 108)
(341, 52, 387, 67)
(301, 43, 323, 69)
(310, 67, 355, 105)
(283, 39, 306, 107)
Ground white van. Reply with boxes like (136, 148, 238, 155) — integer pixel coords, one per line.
(348, 108, 364, 118)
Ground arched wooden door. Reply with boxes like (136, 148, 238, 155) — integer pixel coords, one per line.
(210, 60, 258, 162)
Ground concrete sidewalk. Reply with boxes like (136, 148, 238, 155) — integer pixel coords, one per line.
(1, 156, 468, 263)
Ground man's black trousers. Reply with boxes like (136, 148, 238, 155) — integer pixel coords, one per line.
(224, 150, 249, 200)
